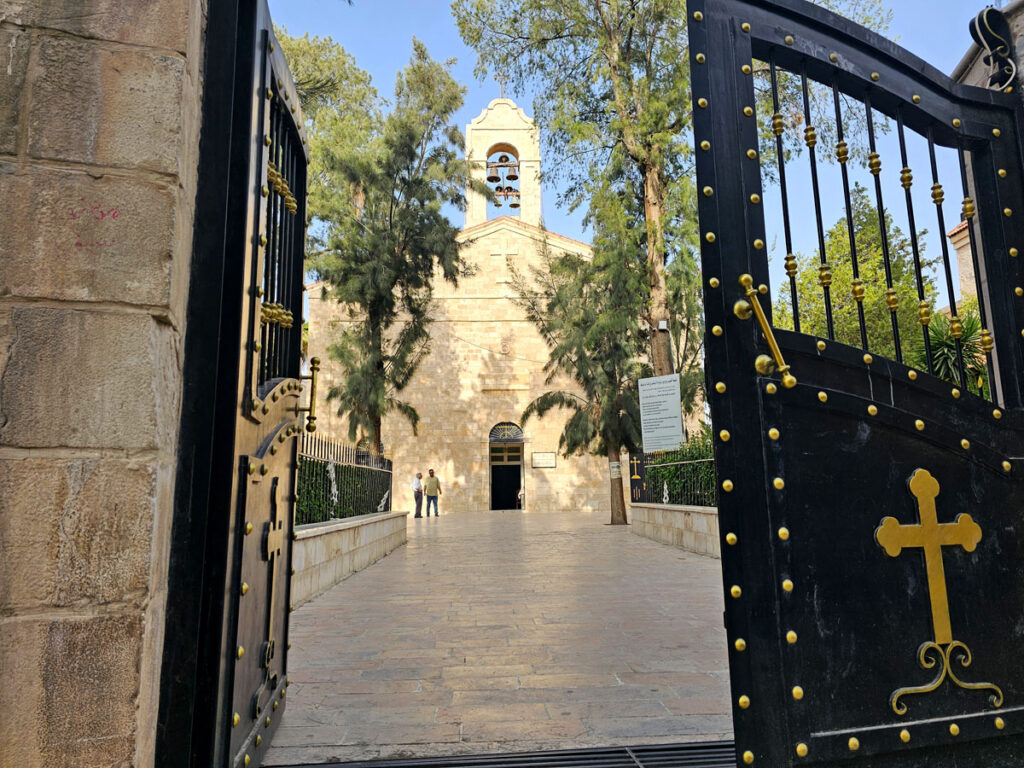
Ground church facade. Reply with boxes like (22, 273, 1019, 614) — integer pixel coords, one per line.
(307, 98, 613, 514)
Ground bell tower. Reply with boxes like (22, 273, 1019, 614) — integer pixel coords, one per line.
(464, 98, 542, 230)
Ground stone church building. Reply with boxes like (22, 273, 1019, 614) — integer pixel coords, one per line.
(307, 98, 614, 514)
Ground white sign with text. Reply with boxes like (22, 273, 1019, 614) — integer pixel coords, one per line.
(638, 373, 684, 453)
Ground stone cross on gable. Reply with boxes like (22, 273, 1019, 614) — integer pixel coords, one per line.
(490, 238, 519, 283)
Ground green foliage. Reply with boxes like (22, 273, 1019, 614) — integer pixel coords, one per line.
(311, 40, 488, 448)
(909, 297, 989, 397)
(296, 459, 391, 524)
(274, 27, 379, 254)
(774, 184, 937, 359)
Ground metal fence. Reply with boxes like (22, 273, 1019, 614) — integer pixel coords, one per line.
(630, 456, 718, 508)
(296, 433, 393, 525)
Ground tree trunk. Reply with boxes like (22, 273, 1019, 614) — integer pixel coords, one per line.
(643, 164, 673, 377)
(607, 445, 628, 525)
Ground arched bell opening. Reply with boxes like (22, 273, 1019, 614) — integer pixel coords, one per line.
(488, 421, 524, 510)
(485, 143, 521, 219)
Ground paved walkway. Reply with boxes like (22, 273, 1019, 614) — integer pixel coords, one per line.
(265, 509, 731, 766)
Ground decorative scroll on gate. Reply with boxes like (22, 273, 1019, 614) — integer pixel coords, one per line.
(690, 1, 1024, 766)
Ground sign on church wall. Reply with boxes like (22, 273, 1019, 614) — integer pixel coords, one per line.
(532, 452, 557, 468)
(638, 374, 684, 453)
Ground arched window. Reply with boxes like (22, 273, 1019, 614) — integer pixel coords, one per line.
(489, 422, 524, 443)
(485, 143, 520, 219)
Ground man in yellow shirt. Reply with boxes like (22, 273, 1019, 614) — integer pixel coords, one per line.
(423, 468, 442, 517)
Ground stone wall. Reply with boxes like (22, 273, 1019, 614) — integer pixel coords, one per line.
(630, 504, 721, 558)
(291, 512, 408, 607)
(0, 2, 206, 766)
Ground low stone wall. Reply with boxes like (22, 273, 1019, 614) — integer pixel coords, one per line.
(291, 511, 408, 607)
(630, 503, 720, 558)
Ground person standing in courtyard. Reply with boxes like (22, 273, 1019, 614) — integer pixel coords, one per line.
(411, 472, 424, 518)
(424, 468, 442, 517)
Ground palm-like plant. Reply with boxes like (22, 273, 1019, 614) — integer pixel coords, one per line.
(910, 299, 988, 397)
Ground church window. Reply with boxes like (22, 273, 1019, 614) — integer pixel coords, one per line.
(486, 144, 520, 218)
(489, 421, 524, 443)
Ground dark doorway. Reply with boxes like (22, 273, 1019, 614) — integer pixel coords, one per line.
(490, 464, 521, 510)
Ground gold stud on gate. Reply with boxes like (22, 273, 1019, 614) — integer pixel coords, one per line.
(743, 751, 754, 765)
(739, 695, 750, 709)
(900, 729, 911, 743)
(735, 638, 747, 651)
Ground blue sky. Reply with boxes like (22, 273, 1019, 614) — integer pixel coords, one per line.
(271, 0, 990, 307)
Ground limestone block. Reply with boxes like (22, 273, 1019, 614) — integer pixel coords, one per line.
(0, 458, 158, 610)
(0, 307, 175, 450)
(0, 164, 176, 305)
(0, 614, 142, 767)
(0, 28, 29, 155)
(28, 35, 185, 174)
(0, 0, 193, 52)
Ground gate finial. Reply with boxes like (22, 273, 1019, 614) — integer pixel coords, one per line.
(970, 7, 1018, 91)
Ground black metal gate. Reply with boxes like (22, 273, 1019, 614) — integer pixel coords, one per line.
(157, 2, 310, 767)
(690, 1, 1024, 766)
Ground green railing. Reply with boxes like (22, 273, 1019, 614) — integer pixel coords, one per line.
(296, 433, 393, 525)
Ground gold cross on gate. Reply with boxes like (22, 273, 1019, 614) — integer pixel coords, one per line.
(252, 476, 287, 717)
(875, 468, 982, 644)
(630, 456, 642, 480)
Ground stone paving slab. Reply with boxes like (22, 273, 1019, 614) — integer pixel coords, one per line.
(265, 509, 731, 766)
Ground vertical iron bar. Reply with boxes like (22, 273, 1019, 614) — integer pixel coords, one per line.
(957, 143, 997, 398)
(770, 58, 800, 332)
(927, 131, 968, 385)
(896, 109, 934, 374)
(832, 81, 869, 350)
(864, 97, 902, 361)
(801, 68, 835, 339)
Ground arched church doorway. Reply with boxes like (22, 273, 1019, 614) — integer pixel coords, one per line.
(488, 422, 524, 510)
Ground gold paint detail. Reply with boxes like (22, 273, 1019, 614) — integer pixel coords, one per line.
(730, 585, 742, 598)
(996, 717, 1006, 729)
(723, 479, 734, 492)
(712, 325, 723, 336)
(778, 527, 790, 540)
(818, 391, 828, 403)
(981, 328, 993, 353)
(273, 700, 279, 710)
(1016, 287, 1023, 296)
(836, 141, 849, 164)
(816, 340, 826, 351)
(1012, 247, 1019, 257)
(241, 582, 249, 595)
(700, 140, 710, 151)
(962, 197, 976, 219)
(950, 316, 963, 339)
(852, 279, 865, 302)
(267, 162, 299, 214)
(233, 713, 240, 727)
(1000, 168, 1008, 178)
(245, 522, 253, 535)
(696, 53, 706, 63)
(245, 756, 251, 767)
(784, 254, 797, 278)
(750, 193, 761, 204)
(744, 106, 754, 117)
(961, 439, 970, 450)
(746, 148, 757, 160)
(994, 409, 1003, 419)
(237, 646, 244, 659)
(1003, 461, 1012, 473)
(773, 477, 785, 490)
(885, 289, 899, 311)
(715, 382, 727, 393)
(792, 686, 804, 700)
(698, 98, 708, 108)
(878, 469, 1004, 715)
(737, 274, 796, 388)
(260, 302, 295, 328)
(915, 419, 925, 431)
(755, 355, 775, 375)
(753, 238, 764, 250)
(796, 742, 808, 757)
(785, 34, 795, 45)
(901, 166, 913, 189)
(868, 404, 878, 416)
(719, 430, 731, 442)
(1006, 208, 1014, 217)
(741, 22, 751, 32)
(766, 383, 778, 394)
(693, 10, 704, 20)
(743, 751, 754, 765)
(769, 428, 780, 440)
(849, 738, 860, 752)
(952, 388, 961, 399)
(709, 277, 720, 287)
(953, 118, 962, 128)
(734, 300, 753, 321)
(726, 532, 738, 545)
(919, 301, 932, 326)
(735, 638, 747, 651)
(931, 183, 944, 205)
(818, 263, 832, 287)
(782, 578, 794, 592)
(265, 717, 272, 727)
(950, 723, 960, 736)
(742, 64, 752, 74)
(871, 71, 880, 81)
(739, 695, 751, 709)
(829, 52, 838, 62)
(703, 186, 714, 197)
(772, 112, 784, 136)
(994, 128, 1002, 137)
(868, 151, 881, 175)
(804, 125, 817, 148)
(787, 630, 798, 644)
(705, 232, 716, 243)
(913, 94, 921, 103)
(256, 736, 262, 747)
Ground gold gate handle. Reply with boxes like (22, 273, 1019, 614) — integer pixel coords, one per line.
(298, 357, 320, 432)
(733, 274, 797, 389)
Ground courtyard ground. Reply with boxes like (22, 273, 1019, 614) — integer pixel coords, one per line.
(264, 508, 731, 766)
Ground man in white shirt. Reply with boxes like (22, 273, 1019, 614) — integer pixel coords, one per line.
(411, 472, 424, 518)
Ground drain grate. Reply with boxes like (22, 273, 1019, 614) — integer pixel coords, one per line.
(285, 741, 737, 768)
